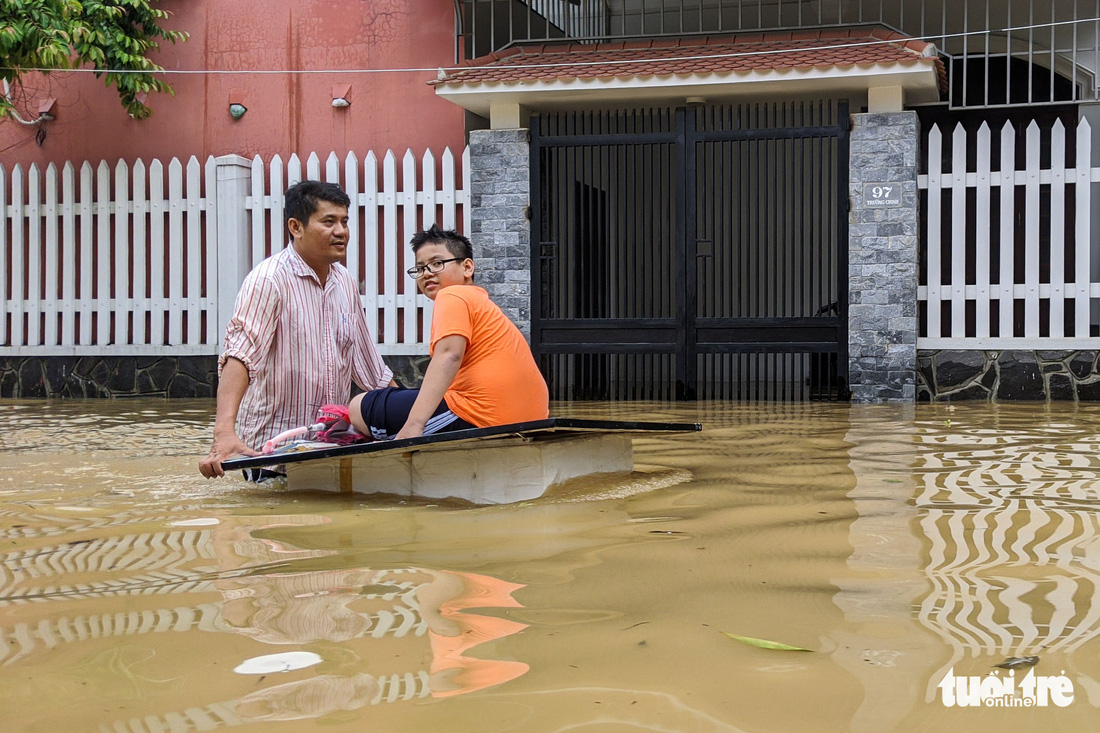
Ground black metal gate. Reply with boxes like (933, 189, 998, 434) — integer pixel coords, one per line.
(530, 101, 849, 401)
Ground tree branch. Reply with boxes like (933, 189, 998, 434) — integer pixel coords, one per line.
(2, 79, 54, 126)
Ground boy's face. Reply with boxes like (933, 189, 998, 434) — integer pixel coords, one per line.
(415, 242, 474, 301)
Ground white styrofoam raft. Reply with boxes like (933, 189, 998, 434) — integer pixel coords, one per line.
(285, 433, 634, 504)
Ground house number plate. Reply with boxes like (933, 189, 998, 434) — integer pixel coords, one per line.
(863, 183, 903, 207)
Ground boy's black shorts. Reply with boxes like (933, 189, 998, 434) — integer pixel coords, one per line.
(357, 386, 474, 440)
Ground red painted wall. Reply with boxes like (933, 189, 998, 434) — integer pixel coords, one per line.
(0, 0, 467, 168)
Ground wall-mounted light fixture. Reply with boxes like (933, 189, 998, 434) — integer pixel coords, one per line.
(332, 84, 351, 109)
(228, 89, 248, 120)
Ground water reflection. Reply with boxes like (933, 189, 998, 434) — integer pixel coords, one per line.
(0, 513, 529, 730)
(910, 409, 1100, 698)
(838, 404, 1100, 730)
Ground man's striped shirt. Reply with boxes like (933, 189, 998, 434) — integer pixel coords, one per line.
(219, 246, 392, 449)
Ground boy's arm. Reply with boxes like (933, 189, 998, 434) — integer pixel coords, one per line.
(394, 334, 467, 440)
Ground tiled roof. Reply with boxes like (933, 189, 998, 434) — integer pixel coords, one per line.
(434, 27, 947, 92)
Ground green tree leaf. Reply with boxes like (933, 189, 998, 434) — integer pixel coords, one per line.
(1, 0, 188, 120)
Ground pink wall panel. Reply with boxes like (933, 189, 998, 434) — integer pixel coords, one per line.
(0, 0, 466, 168)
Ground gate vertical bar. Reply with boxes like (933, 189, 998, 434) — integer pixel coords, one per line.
(836, 101, 851, 397)
(677, 106, 696, 399)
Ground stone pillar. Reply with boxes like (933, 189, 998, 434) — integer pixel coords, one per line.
(468, 128, 532, 337)
(848, 112, 920, 402)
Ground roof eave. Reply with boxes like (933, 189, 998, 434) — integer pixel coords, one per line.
(434, 62, 943, 118)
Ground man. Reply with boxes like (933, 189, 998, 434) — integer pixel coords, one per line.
(199, 180, 394, 479)
(349, 224, 548, 441)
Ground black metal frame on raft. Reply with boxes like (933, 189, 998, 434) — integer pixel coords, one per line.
(221, 417, 702, 471)
(529, 101, 850, 402)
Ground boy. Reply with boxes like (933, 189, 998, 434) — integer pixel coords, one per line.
(349, 225, 548, 440)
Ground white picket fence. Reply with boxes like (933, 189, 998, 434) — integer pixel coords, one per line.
(918, 118, 1100, 349)
(0, 148, 469, 356)
(8, 123, 1100, 359)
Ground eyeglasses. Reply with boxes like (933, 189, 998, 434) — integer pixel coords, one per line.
(406, 258, 464, 279)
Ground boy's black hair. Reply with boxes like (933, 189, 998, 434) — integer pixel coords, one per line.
(284, 180, 351, 232)
(410, 224, 474, 261)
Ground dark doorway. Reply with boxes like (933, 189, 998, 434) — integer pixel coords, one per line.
(573, 180, 611, 397)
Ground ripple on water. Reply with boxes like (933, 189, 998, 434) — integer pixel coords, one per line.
(0, 399, 1099, 731)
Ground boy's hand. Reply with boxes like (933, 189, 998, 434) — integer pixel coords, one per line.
(394, 422, 425, 441)
(393, 335, 466, 442)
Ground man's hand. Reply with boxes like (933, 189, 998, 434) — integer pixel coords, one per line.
(199, 430, 260, 478)
(200, 357, 253, 478)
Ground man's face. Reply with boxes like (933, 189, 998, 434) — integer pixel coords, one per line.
(289, 200, 349, 271)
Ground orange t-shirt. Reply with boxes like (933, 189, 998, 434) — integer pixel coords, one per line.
(430, 285, 549, 427)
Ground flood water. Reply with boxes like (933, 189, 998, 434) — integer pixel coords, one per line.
(1, 398, 1099, 732)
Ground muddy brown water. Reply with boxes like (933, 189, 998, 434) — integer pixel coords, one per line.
(1, 398, 1099, 732)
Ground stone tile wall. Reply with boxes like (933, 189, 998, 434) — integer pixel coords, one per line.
(918, 350, 1100, 401)
(0, 356, 217, 398)
(468, 128, 532, 338)
(847, 111, 920, 402)
(0, 355, 428, 398)
(8, 351, 1097, 402)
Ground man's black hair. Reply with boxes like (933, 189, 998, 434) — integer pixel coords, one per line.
(284, 180, 351, 232)
(410, 224, 474, 261)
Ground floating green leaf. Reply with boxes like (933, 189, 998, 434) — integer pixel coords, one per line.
(722, 632, 812, 652)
